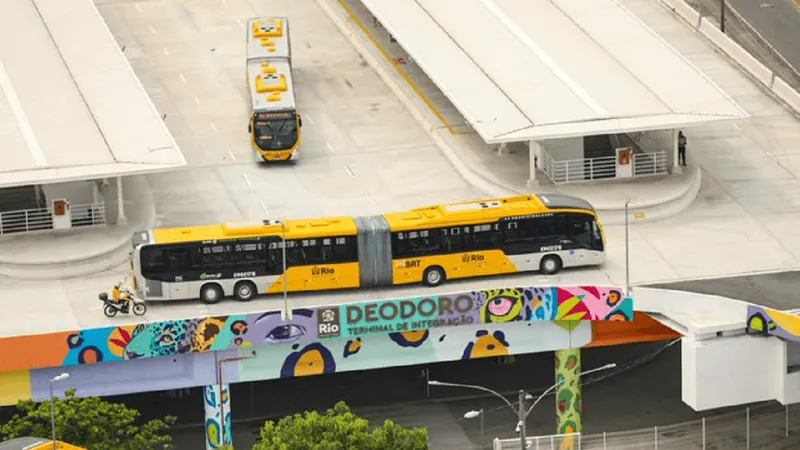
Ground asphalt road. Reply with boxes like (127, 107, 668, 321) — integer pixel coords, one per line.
(649, 269, 800, 310)
(98, 341, 745, 450)
(726, 0, 800, 72)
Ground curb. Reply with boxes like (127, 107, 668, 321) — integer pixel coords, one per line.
(593, 167, 702, 226)
(322, 0, 701, 224)
(317, 0, 512, 199)
(0, 176, 156, 281)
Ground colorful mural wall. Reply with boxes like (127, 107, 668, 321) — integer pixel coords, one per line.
(746, 305, 800, 343)
(16, 321, 590, 406)
(0, 285, 633, 373)
(237, 320, 591, 382)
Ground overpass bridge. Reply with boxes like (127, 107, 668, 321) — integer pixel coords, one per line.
(2, 280, 799, 450)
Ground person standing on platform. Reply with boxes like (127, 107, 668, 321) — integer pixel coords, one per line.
(678, 131, 687, 166)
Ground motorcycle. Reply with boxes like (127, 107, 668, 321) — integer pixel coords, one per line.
(98, 290, 147, 317)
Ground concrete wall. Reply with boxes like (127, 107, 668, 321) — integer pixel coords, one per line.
(41, 181, 95, 206)
(682, 335, 781, 410)
(29, 351, 229, 401)
(683, 334, 800, 410)
(541, 137, 585, 180)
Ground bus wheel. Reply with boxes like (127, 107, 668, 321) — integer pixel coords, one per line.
(540, 255, 562, 275)
(423, 266, 446, 287)
(200, 284, 223, 304)
(234, 281, 257, 302)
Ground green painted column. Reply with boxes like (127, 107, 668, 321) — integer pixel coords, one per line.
(555, 348, 582, 435)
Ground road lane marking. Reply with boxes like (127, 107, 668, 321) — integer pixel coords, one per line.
(326, 141, 336, 152)
(135, 3, 142, 12)
(305, 114, 314, 125)
(260, 201, 269, 214)
(179, 73, 187, 84)
(228, 150, 237, 162)
(162, 47, 170, 56)
(210, 122, 218, 133)
(344, 165, 356, 177)
(242, 173, 252, 187)
(148, 25, 157, 35)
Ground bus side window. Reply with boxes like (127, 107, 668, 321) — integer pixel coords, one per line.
(391, 232, 410, 258)
(284, 240, 306, 266)
(471, 224, 502, 250)
(532, 216, 566, 243)
(441, 227, 464, 253)
(201, 244, 234, 271)
(408, 229, 441, 256)
(503, 221, 523, 242)
(141, 246, 167, 275)
(302, 239, 325, 264)
(266, 241, 285, 273)
(167, 246, 196, 273)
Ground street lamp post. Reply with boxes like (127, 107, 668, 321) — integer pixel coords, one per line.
(429, 363, 617, 448)
(464, 409, 485, 449)
(279, 220, 291, 322)
(49, 373, 70, 450)
(624, 199, 631, 297)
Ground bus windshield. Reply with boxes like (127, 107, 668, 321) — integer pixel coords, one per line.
(254, 119, 298, 150)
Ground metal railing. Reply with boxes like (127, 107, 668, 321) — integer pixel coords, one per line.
(633, 152, 668, 177)
(0, 202, 106, 235)
(539, 150, 669, 184)
(493, 403, 800, 449)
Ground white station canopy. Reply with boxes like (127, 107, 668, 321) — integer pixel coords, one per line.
(361, 0, 748, 144)
(0, 0, 186, 188)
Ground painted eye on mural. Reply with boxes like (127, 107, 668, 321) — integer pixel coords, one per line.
(265, 324, 306, 343)
(157, 333, 176, 346)
(488, 296, 515, 315)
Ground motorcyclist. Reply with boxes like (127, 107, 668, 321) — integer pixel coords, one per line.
(112, 283, 131, 307)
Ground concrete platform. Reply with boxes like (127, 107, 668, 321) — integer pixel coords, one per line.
(325, 0, 705, 226)
(0, 176, 154, 280)
(98, 0, 482, 230)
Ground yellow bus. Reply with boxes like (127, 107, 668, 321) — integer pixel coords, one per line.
(246, 17, 302, 161)
(129, 194, 605, 303)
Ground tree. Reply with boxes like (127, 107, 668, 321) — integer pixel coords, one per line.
(252, 401, 428, 450)
(0, 388, 176, 450)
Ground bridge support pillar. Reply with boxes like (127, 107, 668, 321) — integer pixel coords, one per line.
(555, 348, 583, 435)
(204, 383, 232, 450)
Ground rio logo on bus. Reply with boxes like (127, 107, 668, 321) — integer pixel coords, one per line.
(311, 266, 335, 276)
(461, 254, 485, 263)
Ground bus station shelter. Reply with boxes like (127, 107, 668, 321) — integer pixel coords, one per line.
(0, 0, 185, 221)
(360, 0, 749, 183)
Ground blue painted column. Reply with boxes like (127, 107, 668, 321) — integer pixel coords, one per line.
(204, 383, 232, 450)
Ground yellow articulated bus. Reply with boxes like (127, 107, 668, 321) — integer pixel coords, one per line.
(129, 194, 606, 303)
(246, 17, 302, 161)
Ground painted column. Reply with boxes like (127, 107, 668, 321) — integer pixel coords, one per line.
(555, 348, 582, 435)
(204, 383, 231, 450)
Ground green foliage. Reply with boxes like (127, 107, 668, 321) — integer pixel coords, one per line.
(252, 401, 428, 450)
(0, 388, 176, 450)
